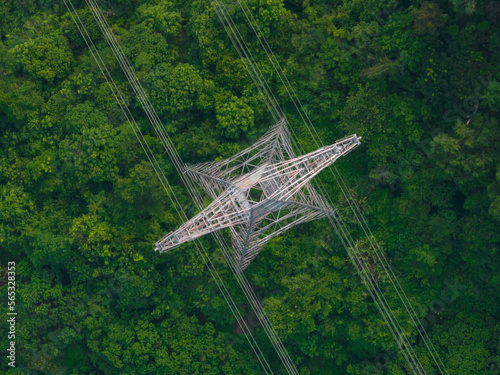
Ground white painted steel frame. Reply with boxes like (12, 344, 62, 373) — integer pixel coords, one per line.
(156, 119, 361, 271)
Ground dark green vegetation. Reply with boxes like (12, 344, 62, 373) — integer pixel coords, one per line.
(1, 0, 499, 373)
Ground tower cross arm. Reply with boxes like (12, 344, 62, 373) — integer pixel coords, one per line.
(155, 187, 251, 253)
(262, 134, 361, 201)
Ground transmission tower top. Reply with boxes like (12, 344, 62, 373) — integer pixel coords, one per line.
(155, 119, 361, 272)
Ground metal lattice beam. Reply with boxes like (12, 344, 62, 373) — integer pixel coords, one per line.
(156, 119, 361, 271)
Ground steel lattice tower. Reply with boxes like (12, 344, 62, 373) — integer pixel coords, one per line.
(155, 120, 361, 271)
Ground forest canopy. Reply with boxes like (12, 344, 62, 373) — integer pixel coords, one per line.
(0, 0, 499, 374)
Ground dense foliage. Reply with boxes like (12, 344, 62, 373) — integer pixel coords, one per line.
(1, 0, 499, 373)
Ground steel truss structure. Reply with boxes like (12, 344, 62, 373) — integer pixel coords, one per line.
(155, 119, 361, 271)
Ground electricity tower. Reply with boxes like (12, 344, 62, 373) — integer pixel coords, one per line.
(155, 119, 361, 271)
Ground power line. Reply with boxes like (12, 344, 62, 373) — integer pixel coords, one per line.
(62, 1, 274, 373)
(210, 0, 449, 373)
(229, 1, 448, 372)
(81, 0, 300, 372)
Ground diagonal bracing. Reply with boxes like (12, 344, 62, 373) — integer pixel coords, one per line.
(155, 119, 361, 271)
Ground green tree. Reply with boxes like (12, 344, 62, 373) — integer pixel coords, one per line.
(137, 1, 182, 37)
(215, 95, 254, 139)
(9, 35, 72, 82)
(147, 63, 205, 115)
